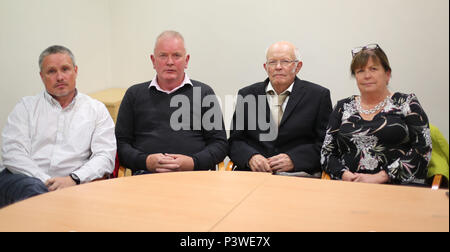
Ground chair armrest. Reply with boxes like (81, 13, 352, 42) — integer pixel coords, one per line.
(118, 165, 132, 177)
(218, 161, 234, 171)
(225, 161, 234, 171)
(218, 161, 225, 171)
(321, 172, 331, 180)
(432, 174, 443, 190)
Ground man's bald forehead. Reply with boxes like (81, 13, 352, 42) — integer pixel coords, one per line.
(266, 41, 300, 60)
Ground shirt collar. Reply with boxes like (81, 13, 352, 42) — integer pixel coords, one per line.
(43, 89, 78, 109)
(149, 73, 193, 94)
(266, 81, 294, 95)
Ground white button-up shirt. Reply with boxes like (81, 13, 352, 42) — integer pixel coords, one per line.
(1, 91, 116, 183)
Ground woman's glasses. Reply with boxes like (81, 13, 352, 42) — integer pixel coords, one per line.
(351, 44, 380, 57)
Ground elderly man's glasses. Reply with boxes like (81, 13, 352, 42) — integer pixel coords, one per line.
(266, 60, 299, 68)
(351, 44, 380, 57)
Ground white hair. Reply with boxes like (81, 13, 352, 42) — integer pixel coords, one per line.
(265, 43, 301, 61)
(154, 30, 186, 52)
(293, 48, 301, 61)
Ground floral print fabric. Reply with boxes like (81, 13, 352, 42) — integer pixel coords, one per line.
(321, 92, 432, 184)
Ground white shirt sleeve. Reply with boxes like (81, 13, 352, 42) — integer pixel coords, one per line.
(73, 102, 116, 183)
(1, 99, 51, 183)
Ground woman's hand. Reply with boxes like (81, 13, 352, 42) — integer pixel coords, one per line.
(354, 171, 390, 184)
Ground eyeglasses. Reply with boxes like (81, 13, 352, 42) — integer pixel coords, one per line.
(351, 44, 380, 57)
(266, 60, 299, 68)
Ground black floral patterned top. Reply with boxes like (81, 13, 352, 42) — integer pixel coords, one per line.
(321, 92, 432, 184)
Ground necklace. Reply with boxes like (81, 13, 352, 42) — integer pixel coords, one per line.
(356, 96, 390, 115)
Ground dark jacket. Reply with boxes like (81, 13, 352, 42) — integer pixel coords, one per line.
(229, 77, 332, 174)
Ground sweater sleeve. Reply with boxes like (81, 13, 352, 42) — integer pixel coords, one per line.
(228, 90, 261, 170)
(191, 86, 228, 170)
(115, 87, 148, 173)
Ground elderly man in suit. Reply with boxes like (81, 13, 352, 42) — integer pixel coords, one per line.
(229, 41, 332, 175)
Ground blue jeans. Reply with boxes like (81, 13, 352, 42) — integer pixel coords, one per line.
(0, 169, 49, 208)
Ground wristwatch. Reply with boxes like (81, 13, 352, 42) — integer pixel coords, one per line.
(70, 173, 81, 185)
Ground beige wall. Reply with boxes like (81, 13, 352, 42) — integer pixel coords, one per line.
(108, 0, 449, 139)
(1, 0, 449, 160)
(0, 0, 112, 159)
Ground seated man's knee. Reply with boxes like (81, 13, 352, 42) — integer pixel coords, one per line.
(20, 177, 49, 197)
(0, 171, 48, 207)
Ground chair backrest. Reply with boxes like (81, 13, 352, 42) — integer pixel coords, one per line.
(428, 124, 449, 189)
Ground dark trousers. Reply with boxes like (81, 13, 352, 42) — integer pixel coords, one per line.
(0, 169, 48, 208)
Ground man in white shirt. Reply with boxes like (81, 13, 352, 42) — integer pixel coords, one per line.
(0, 45, 116, 208)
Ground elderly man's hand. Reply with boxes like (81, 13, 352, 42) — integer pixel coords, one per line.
(268, 154, 294, 172)
(249, 154, 272, 173)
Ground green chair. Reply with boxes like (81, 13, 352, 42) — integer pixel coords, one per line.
(427, 124, 449, 189)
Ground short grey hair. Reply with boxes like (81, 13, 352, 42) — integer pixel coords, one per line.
(154, 30, 186, 52)
(39, 45, 76, 71)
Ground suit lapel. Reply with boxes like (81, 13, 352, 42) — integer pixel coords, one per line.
(280, 77, 306, 126)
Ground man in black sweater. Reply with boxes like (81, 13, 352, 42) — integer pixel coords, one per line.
(115, 31, 227, 174)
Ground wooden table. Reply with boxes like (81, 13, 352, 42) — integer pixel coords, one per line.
(0, 171, 447, 232)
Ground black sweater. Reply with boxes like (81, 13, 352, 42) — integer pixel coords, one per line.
(115, 80, 228, 173)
